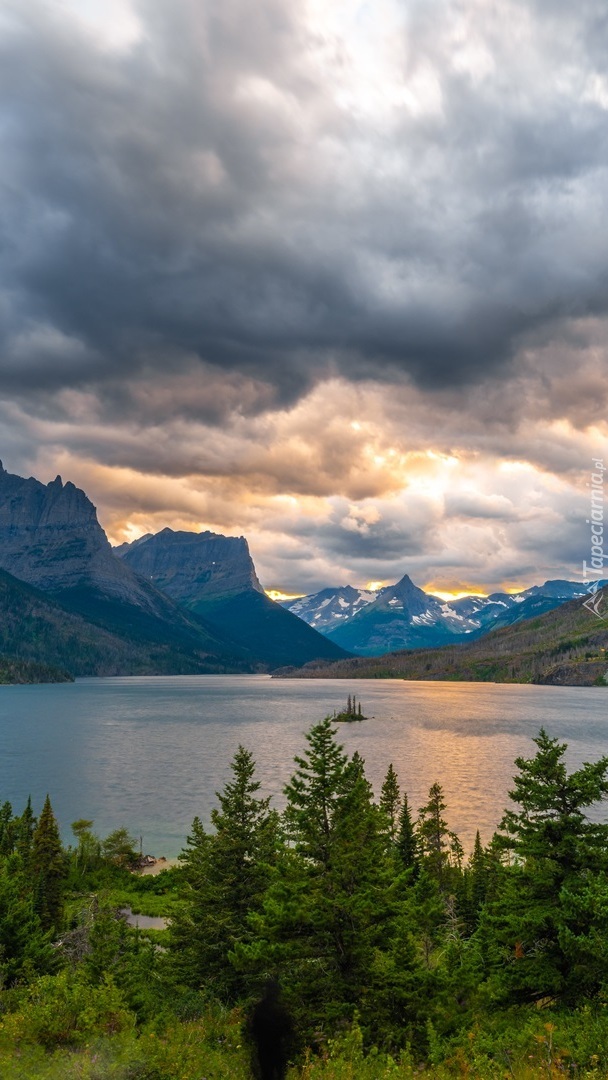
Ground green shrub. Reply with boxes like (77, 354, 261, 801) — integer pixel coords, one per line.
(0, 970, 135, 1049)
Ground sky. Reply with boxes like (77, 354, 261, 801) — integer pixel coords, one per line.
(1, 0, 607, 598)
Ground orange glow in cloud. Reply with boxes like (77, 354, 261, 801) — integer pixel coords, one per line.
(265, 589, 304, 602)
(428, 589, 488, 601)
(424, 584, 532, 600)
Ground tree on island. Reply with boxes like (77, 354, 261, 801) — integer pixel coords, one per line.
(333, 693, 367, 722)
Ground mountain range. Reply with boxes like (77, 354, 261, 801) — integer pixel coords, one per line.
(282, 575, 590, 655)
(0, 460, 602, 685)
(279, 584, 608, 686)
(115, 528, 348, 670)
(0, 463, 346, 676)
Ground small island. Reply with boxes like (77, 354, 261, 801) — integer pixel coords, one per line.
(332, 693, 367, 722)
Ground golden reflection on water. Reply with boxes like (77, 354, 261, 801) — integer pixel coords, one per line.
(330, 680, 606, 852)
(0, 676, 605, 856)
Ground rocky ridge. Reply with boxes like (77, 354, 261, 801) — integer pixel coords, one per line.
(115, 527, 264, 603)
(0, 463, 162, 612)
(279, 586, 608, 685)
(117, 529, 349, 669)
(283, 575, 591, 656)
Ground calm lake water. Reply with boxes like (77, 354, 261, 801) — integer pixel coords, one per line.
(0, 676, 607, 858)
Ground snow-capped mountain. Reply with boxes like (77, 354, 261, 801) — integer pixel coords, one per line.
(282, 577, 591, 656)
(285, 585, 382, 631)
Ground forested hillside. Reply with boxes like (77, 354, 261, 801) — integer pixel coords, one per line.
(281, 586, 608, 685)
(0, 567, 252, 677)
(2, 720, 608, 1077)
(0, 655, 73, 684)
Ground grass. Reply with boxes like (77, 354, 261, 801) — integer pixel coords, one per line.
(2, 1002, 608, 1080)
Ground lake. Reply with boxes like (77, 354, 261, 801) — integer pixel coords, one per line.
(0, 675, 606, 858)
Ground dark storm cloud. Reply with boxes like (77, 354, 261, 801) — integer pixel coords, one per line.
(304, 497, 439, 561)
(2, 0, 608, 420)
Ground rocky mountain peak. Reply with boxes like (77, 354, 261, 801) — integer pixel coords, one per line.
(116, 527, 265, 604)
(0, 464, 158, 607)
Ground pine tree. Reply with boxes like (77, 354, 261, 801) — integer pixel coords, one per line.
(468, 831, 488, 922)
(482, 729, 608, 1004)
(31, 795, 65, 934)
(379, 763, 401, 845)
(238, 723, 393, 1037)
(170, 745, 279, 1000)
(16, 796, 36, 865)
(403, 869, 446, 970)
(0, 854, 56, 985)
(0, 801, 15, 857)
(417, 783, 452, 889)
(396, 791, 419, 873)
(283, 718, 349, 867)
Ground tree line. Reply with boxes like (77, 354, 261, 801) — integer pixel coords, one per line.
(2, 719, 608, 1075)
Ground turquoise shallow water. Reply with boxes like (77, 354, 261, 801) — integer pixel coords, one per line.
(0, 675, 606, 857)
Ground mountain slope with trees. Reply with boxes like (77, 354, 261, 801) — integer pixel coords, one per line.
(279, 586, 608, 685)
(0, 465, 344, 675)
(0, 567, 252, 677)
(117, 528, 350, 669)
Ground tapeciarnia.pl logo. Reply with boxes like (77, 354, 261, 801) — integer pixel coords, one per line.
(582, 458, 606, 620)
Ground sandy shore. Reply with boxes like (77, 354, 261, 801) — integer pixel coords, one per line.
(138, 857, 179, 876)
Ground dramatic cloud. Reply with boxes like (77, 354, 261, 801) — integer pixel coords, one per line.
(0, 0, 607, 592)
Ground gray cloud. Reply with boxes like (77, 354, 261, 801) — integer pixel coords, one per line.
(2, 0, 608, 416)
(1, 0, 608, 594)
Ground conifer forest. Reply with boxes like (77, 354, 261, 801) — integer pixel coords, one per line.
(2, 720, 608, 1078)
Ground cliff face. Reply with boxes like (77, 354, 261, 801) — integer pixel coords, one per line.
(0, 465, 258, 673)
(117, 528, 264, 604)
(0, 463, 159, 610)
(0, 464, 346, 672)
(118, 528, 350, 669)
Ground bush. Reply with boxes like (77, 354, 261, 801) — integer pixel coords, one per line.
(0, 970, 135, 1049)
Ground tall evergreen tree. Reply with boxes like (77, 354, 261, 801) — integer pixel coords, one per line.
(283, 718, 349, 866)
(170, 745, 279, 1000)
(238, 723, 393, 1037)
(0, 854, 56, 985)
(16, 796, 36, 866)
(468, 832, 488, 923)
(31, 795, 65, 934)
(396, 791, 419, 873)
(0, 801, 15, 857)
(417, 783, 453, 890)
(379, 763, 401, 845)
(482, 729, 608, 1004)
